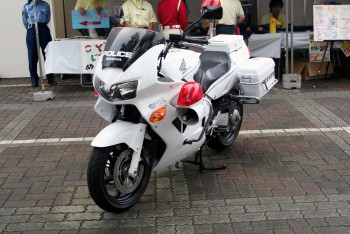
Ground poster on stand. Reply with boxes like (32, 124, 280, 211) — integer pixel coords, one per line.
(309, 35, 330, 62)
(337, 41, 350, 57)
(81, 40, 106, 74)
(313, 5, 350, 41)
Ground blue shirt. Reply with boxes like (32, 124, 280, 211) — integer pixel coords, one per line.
(22, 0, 51, 29)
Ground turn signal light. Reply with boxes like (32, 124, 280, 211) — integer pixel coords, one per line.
(177, 81, 204, 107)
(150, 107, 166, 123)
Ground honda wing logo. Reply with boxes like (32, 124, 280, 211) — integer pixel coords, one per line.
(179, 59, 188, 74)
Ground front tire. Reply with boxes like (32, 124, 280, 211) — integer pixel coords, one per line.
(87, 144, 152, 213)
(207, 103, 243, 150)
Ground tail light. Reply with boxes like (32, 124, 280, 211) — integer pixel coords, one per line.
(177, 82, 204, 107)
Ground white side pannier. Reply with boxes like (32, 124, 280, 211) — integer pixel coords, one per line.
(237, 57, 278, 98)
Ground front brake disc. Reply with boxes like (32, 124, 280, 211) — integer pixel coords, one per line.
(113, 149, 145, 194)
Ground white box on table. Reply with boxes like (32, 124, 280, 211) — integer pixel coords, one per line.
(237, 57, 277, 98)
(206, 35, 244, 53)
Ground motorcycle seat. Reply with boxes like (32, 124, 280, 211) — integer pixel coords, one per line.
(194, 51, 231, 93)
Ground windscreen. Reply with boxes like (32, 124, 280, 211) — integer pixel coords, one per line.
(102, 27, 165, 71)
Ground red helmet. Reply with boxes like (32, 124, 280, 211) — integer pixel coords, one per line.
(200, 0, 221, 10)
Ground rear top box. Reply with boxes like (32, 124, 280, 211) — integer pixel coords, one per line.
(206, 35, 244, 53)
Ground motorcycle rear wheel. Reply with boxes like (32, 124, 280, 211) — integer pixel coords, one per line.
(207, 103, 243, 150)
(87, 144, 152, 213)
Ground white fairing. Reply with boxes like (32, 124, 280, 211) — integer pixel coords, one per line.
(160, 48, 200, 81)
(94, 97, 117, 122)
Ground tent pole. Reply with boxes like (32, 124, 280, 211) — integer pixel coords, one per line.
(48, 0, 56, 39)
(285, 0, 289, 74)
(303, 0, 307, 25)
(257, 0, 260, 25)
(33, 1, 45, 91)
(62, 0, 67, 38)
(291, 0, 294, 73)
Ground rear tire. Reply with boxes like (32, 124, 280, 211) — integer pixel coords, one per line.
(207, 103, 243, 150)
(87, 144, 152, 213)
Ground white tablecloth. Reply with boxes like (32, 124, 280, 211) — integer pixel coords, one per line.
(248, 32, 312, 58)
(45, 39, 106, 74)
(282, 31, 312, 50)
(248, 33, 283, 58)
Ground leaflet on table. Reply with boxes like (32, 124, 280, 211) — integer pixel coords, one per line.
(72, 9, 109, 29)
(337, 41, 350, 57)
(309, 35, 330, 62)
(313, 5, 350, 41)
(81, 41, 106, 74)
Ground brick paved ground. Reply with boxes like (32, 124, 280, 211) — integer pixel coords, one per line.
(1, 76, 350, 233)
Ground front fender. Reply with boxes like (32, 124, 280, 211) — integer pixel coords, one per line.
(91, 121, 147, 151)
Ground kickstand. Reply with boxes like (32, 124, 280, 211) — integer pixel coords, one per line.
(178, 147, 226, 172)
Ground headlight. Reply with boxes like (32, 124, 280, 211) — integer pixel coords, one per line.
(110, 81, 138, 100)
(94, 76, 138, 101)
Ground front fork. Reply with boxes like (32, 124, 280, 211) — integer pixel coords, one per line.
(128, 124, 147, 178)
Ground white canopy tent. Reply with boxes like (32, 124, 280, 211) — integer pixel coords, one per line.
(51, 0, 341, 39)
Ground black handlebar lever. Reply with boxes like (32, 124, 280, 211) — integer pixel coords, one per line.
(168, 33, 208, 45)
(184, 37, 208, 45)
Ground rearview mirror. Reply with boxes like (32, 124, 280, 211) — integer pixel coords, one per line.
(201, 6, 223, 20)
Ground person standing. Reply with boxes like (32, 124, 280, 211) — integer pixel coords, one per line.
(121, 0, 157, 30)
(215, 0, 245, 35)
(22, 0, 55, 87)
(75, 0, 107, 36)
(158, 0, 188, 40)
(260, 0, 286, 29)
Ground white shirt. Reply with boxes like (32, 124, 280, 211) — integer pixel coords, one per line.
(218, 0, 244, 25)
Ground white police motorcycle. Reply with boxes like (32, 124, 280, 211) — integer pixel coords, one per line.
(88, 6, 277, 212)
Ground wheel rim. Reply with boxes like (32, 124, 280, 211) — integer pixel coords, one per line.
(103, 147, 145, 201)
(218, 104, 242, 141)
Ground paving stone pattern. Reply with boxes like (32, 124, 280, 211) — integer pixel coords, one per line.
(1, 77, 350, 233)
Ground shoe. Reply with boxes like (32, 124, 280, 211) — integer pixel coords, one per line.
(31, 83, 38, 87)
(48, 81, 57, 86)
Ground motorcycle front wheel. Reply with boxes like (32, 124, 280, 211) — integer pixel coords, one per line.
(207, 103, 243, 150)
(87, 144, 152, 213)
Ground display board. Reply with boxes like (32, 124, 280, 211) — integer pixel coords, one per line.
(309, 35, 330, 62)
(81, 41, 106, 74)
(313, 5, 350, 41)
(72, 9, 109, 29)
(338, 41, 350, 57)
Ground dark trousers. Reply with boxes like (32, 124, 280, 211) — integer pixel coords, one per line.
(26, 24, 54, 85)
(216, 24, 236, 35)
